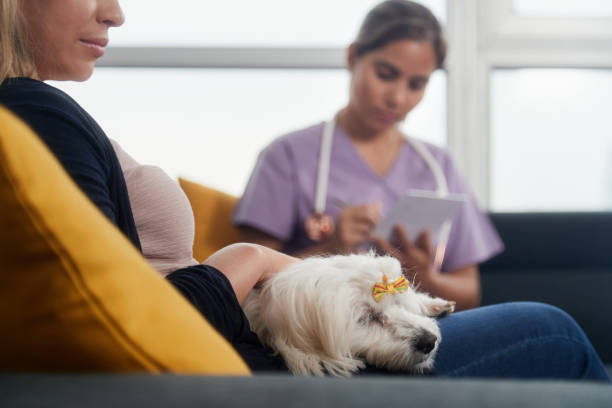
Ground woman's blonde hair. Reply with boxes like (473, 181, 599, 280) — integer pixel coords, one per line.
(0, 0, 34, 83)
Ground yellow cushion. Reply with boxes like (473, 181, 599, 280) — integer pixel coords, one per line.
(178, 178, 242, 262)
(0, 107, 249, 374)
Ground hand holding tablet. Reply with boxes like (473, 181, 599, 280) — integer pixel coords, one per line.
(372, 190, 466, 243)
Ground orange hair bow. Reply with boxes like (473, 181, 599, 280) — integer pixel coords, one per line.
(372, 274, 409, 302)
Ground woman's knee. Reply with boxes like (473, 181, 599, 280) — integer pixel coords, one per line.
(507, 302, 585, 339)
(438, 302, 588, 351)
(436, 302, 607, 379)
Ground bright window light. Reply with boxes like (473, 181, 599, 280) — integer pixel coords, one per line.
(51, 68, 446, 196)
(491, 69, 612, 211)
(111, 0, 446, 47)
(513, 0, 612, 18)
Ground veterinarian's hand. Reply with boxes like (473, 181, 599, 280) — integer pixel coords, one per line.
(304, 213, 335, 242)
(371, 226, 438, 286)
(328, 202, 382, 253)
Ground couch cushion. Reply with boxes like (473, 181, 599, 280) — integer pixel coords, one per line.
(482, 212, 612, 269)
(480, 212, 612, 365)
(0, 106, 249, 374)
(178, 177, 242, 261)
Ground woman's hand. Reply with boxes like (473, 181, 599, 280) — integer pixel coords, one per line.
(327, 202, 382, 253)
(304, 213, 336, 242)
(371, 226, 482, 310)
(371, 225, 439, 288)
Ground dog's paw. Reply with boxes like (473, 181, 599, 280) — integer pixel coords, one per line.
(420, 297, 455, 318)
(430, 301, 455, 318)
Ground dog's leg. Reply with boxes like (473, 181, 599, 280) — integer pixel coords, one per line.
(415, 292, 456, 318)
(272, 341, 325, 377)
(320, 356, 365, 377)
(272, 339, 364, 377)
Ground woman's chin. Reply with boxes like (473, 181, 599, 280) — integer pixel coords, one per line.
(45, 64, 95, 82)
(70, 66, 95, 82)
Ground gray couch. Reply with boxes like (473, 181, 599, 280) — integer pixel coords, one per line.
(1, 212, 611, 407)
(481, 212, 612, 367)
(1, 374, 611, 407)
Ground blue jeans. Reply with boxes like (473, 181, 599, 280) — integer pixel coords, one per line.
(434, 302, 610, 381)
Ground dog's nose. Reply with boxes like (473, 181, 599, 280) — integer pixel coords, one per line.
(414, 331, 437, 355)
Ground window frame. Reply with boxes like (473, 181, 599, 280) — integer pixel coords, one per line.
(446, 0, 612, 207)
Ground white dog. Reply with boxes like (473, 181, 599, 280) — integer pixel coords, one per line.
(243, 252, 455, 377)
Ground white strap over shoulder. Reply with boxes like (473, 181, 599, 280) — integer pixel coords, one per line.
(403, 136, 452, 270)
(314, 120, 452, 270)
(314, 119, 336, 213)
(403, 137, 448, 196)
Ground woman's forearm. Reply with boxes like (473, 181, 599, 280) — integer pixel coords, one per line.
(204, 243, 298, 304)
(418, 265, 481, 311)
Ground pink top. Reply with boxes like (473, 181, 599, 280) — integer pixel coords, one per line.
(111, 140, 198, 276)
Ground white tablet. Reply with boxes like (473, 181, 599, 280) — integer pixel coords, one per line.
(372, 190, 466, 243)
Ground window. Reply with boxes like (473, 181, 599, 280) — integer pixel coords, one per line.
(490, 68, 612, 211)
(513, 0, 612, 18)
(449, 0, 612, 210)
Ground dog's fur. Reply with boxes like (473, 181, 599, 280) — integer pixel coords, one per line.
(243, 253, 455, 377)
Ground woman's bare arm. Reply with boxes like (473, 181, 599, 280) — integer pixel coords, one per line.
(415, 264, 481, 311)
(204, 243, 298, 304)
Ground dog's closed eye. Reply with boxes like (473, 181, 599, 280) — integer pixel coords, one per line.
(358, 306, 387, 326)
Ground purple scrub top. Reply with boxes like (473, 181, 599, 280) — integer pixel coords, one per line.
(233, 122, 504, 271)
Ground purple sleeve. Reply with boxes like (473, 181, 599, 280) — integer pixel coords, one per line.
(439, 153, 504, 271)
(233, 139, 297, 241)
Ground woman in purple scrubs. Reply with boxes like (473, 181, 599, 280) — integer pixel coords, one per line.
(234, 0, 502, 311)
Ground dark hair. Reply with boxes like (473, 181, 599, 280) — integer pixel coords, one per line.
(354, 0, 446, 69)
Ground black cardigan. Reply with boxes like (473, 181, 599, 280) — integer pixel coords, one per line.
(0, 77, 142, 251)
